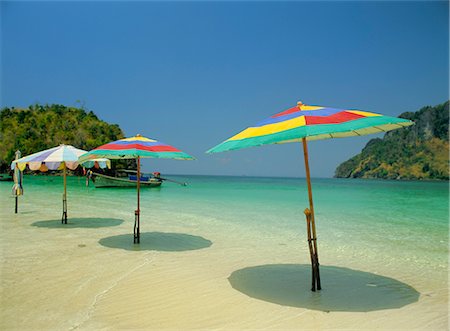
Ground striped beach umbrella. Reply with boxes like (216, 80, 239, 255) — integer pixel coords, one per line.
(11, 144, 110, 223)
(79, 134, 194, 243)
(207, 101, 414, 291)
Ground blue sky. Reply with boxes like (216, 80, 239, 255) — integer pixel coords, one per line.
(1, 1, 448, 177)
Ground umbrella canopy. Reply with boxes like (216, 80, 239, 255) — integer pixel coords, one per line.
(10, 144, 110, 223)
(207, 101, 414, 291)
(11, 144, 110, 171)
(207, 102, 413, 153)
(79, 135, 194, 161)
(79, 134, 194, 243)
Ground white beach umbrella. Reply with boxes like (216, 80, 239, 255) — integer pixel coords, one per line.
(11, 144, 110, 223)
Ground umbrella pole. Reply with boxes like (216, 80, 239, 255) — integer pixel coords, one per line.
(134, 157, 141, 244)
(14, 165, 18, 214)
(304, 208, 316, 291)
(61, 164, 68, 224)
(13, 151, 21, 214)
(301, 138, 321, 290)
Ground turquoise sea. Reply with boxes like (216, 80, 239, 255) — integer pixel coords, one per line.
(0, 175, 448, 329)
(2, 174, 448, 271)
(2, 174, 448, 260)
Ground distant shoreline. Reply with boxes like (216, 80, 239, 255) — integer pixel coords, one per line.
(3, 172, 447, 183)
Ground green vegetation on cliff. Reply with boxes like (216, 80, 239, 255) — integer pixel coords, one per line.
(0, 104, 127, 172)
(335, 101, 449, 180)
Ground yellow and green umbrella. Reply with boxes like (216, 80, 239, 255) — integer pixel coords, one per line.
(207, 101, 414, 291)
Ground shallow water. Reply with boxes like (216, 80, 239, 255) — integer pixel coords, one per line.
(0, 175, 448, 330)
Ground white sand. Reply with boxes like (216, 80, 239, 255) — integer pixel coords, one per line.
(0, 193, 448, 331)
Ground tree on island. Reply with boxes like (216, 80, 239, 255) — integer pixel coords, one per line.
(0, 104, 134, 173)
(335, 101, 449, 180)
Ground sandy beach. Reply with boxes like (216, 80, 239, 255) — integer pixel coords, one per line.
(0, 176, 448, 330)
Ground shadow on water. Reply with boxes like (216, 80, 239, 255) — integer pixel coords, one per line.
(32, 218, 124, 228)
(99, 232, 213, 252)
(228, 264, 420, 312)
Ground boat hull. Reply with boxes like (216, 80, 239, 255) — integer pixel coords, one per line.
(92, 173, 162, 188)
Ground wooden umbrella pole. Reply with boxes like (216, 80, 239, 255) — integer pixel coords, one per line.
(62, 163, 67, 224)
(14, 151, 21, 214)
(301, 138, 321, 290)
(14, 164, 18, 214)
(134, 157, 141, 244)
(304, 208, 316, 291)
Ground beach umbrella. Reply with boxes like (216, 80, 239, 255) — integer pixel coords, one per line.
(207, 101, 414, 291)
(78, 134, 194, 244)
(10, 144, 110, 223)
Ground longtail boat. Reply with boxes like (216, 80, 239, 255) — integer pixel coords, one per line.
(88, 171, 162, 188)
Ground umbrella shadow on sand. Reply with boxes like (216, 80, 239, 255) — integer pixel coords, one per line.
(228, 264, 419, 312)
(99, 232, 213, 252)
(32, 218, 124, 228)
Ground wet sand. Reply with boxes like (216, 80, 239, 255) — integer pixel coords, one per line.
(1, 216, 447, 330)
